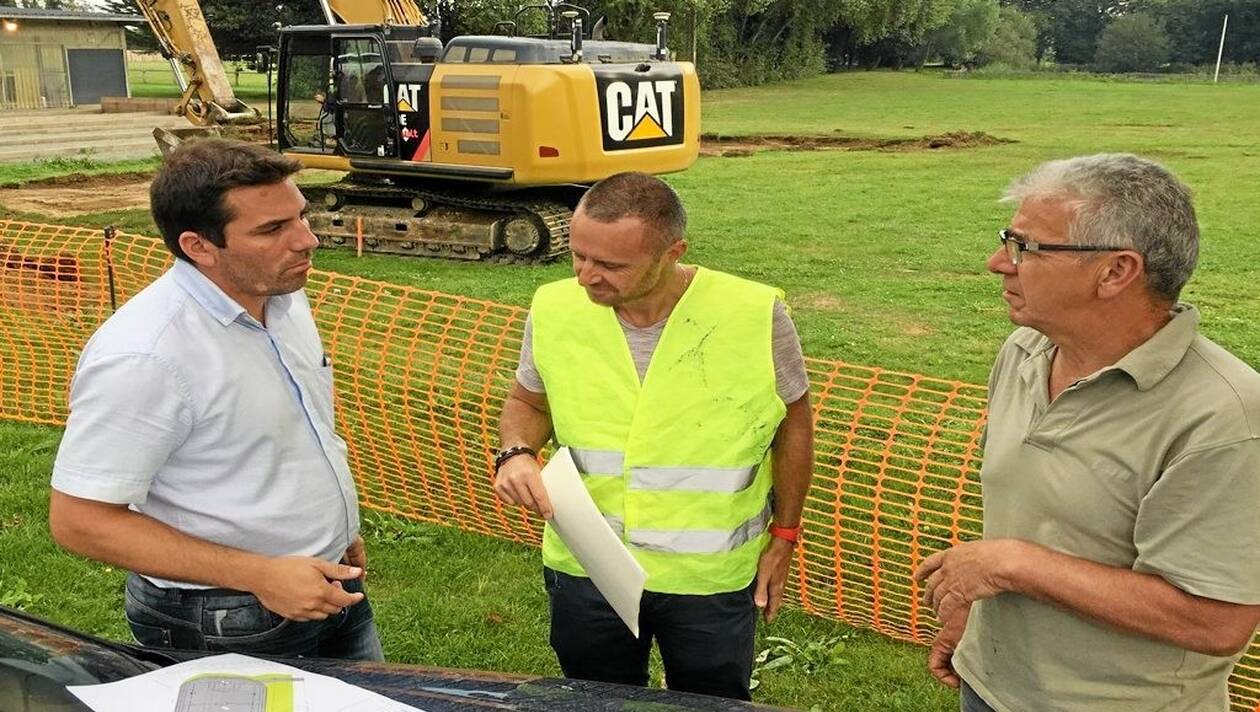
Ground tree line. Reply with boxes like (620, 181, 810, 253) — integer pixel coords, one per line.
(5, 0, 1256, 87)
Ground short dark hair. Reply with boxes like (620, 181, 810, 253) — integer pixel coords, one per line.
(576, 172, 686, 251)
(150, 138, 303, 262)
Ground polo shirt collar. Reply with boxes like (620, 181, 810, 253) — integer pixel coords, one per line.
(1014, 303, 1199, 394)
(1110, 303, 1199, 391)
(171, 259, 293, 327)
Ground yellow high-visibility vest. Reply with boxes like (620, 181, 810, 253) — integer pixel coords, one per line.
(531, 267, 786, 595)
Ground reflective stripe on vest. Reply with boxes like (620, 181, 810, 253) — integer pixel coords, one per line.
(570, 447, 624, 476)
(629, 502, 772, 555)
(630, 464, 759, 492)
(570, 447, 759, 492)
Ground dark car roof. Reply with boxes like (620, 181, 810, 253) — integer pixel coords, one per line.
(0, 607, 786, 711)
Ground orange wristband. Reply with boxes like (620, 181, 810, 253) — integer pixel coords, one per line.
(769, 524, 801, 544)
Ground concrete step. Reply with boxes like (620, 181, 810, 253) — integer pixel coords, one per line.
(0, 138, 161, 163)
(0, 126, 173, 148)
(0, 106, 254, 164)
(0, 113, 184, 132)
(0, 106, 105, 118)
(0, 124, 188, 148)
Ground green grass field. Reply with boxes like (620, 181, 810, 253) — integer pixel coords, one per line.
(129, 58, 274, 102)
(2, 70, 1259, 710)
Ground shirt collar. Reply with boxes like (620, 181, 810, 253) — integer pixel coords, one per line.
(170, 259, 293, 328)
(1110, 303, 1199, 391)
(1015, 303, 1200, 393)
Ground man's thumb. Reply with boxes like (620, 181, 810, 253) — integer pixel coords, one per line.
(315, 559, 362, 581)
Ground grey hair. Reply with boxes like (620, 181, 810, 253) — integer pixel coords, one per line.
(1002, 153, 1199, 303)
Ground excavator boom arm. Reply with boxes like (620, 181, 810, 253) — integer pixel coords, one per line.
(135, 0, 257, 126)
(322, 0, 425, 25)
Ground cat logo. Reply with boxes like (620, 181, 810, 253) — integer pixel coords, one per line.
(396, 83, 425, 113)
(595, 67, 685, 152)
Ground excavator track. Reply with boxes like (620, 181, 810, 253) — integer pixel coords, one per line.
(302, 180, 574, 264)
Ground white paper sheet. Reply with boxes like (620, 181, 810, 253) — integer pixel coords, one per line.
(68, 653, 424, 712)
(541, 447, 648, 637)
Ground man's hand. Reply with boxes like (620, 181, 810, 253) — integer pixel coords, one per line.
(493, 454, 553, 519)
(927, 604, 971, 688)
(754, 536, 795, 622)
(342, 536, 367, 581)
(248, 556, 365, 622)
(914, 539, 1026, 624)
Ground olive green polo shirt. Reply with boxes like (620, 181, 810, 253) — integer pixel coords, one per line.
(955, 304, 1260, 711)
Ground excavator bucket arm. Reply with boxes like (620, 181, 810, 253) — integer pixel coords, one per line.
(134, 0, 259, 126)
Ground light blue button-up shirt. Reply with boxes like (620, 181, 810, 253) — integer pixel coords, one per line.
(52, 259, 359, 588)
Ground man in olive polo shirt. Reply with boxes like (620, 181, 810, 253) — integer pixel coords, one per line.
(915, 154, 1260, 711)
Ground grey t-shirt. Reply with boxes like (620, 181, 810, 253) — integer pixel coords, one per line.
(516, 299, 809, 404)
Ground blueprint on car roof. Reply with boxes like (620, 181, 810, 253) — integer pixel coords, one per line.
(68, 653, 425, 712)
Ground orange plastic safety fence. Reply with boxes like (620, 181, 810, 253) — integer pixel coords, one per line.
(2, 220, 1258, 711)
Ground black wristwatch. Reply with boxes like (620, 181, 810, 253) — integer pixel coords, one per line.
(494, 445, 537, 473)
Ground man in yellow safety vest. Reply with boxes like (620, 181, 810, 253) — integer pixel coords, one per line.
(494, 172, 815, 700)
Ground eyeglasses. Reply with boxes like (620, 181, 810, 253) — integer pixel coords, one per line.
(998, 229, 1118, 265)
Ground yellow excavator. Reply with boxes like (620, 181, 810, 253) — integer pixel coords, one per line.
(139, 0, 700, 262)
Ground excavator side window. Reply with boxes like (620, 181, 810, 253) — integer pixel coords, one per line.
(282, 50, 337, 152)
(334, 37, 392, 158)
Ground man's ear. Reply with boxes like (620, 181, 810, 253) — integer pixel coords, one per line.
(665, 238, 688, 263)
(1096, 250, 1145, 300)
(178, 231, 218, 268)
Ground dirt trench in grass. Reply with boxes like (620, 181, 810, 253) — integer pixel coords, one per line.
(699, 130, 1012, 157)
(0, 171, 155, 218)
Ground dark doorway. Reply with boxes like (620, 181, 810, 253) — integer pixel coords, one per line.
(67, 49, 127, 105)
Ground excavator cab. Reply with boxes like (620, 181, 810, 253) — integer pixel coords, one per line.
(277, 24, 432, 161)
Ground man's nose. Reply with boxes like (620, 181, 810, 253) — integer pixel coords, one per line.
(296, 220, 319, 251)
(575, 260, 599, 285)
(986, 247, 1013, 275)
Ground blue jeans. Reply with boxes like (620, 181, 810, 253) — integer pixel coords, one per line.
(124, 572, 384, 661)
(961, 681, 999, 712)
(545, 567, 757, 701)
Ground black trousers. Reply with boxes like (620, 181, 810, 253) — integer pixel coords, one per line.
(545, 567, 757, 701)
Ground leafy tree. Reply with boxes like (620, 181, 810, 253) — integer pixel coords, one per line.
(586, 0, 842, 87)
(1044, 0, 1110, 64)
(830, 0, 964, 69)
(199, 1, 322, 58)
(1151, 0, 1260, 66)
(100, 0, 157, 52)
(99, 1, 323, 58)
(1094, 11, 1170, 71)
(425, 0, 527, 43)
(928, 0, 1000, 66)
(1003, 0, 1125, 64)
(978, 5, 1038, 67)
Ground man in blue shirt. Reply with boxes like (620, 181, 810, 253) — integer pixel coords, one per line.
(49, 138, 382, 660)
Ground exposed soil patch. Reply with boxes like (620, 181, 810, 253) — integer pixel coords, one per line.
(0, 167, 341, 219)
(794, 293, 850, 313)
(899, 321, 934, 337)
(700, 130, 1012, 157)
(5, 171, 154, 190)
(0, 172, 154, 217)
(222, 123, 275, 144)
